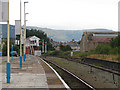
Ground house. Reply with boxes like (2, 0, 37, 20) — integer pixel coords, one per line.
(67, 39, 80, 51)
(80, 32, 118, 52)
(50, 38, 80, 51)
(26, 36, 40, 54)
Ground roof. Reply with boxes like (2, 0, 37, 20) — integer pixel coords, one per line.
(93, 34, 118, 37)
(27, 36, 40, 41)
(89, 37, 115, 43)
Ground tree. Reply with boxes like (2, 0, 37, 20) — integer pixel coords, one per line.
(2, 40, 19, 56)
(60, 45, 72, 51)
(110, 35, 120, 48)
(95, 44, 111, 54)
(59, 45, 64, 51)
(65, 45, 72, 51)
(77, 41, 81, 44)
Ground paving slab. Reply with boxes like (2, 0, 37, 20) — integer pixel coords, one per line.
(2, 55, 48, 88)
(1, 55, 68, 89)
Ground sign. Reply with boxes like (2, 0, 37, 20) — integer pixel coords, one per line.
(0, 0, 8, 22)
(39, 40, 42, 45)
(15, 40, 19, 45)
(21, 28, 24, 44)
(15, 20, 20, 35)
(71, 52, 73, 56)
(0, 0, 2, 22)
(119, 1, 120, 31)
(39, 40, 43, 43)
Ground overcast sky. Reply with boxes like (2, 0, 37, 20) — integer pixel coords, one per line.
(9, 0, 119, 31)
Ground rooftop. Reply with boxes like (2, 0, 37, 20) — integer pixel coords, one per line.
(90, 37, 115, 43)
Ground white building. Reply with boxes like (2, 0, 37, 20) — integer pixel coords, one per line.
(26, 36, 40, 54)
(26, 36, 40, 47)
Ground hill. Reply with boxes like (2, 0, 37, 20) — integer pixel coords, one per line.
(26, 26, 114, 42)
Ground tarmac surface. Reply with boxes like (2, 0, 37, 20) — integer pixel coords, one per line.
(0, 55, 68, 89)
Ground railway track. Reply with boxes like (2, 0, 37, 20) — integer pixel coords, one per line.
(42, 58, 95, 90)
(53, 57, 120, 86)
(59, 57, 120, 76)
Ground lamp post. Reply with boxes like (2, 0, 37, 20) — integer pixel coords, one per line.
(20, 0, 22, 68)
(23, 1, 28, 62)
(6, 0, 10, 83)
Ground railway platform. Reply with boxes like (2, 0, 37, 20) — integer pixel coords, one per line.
(1, 55, 69, 89)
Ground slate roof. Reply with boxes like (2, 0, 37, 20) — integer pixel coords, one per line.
(90, 37, 115, 43)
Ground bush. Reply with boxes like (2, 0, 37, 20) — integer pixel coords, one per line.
(49, 50, 62, 56)
(2, 40, 19, 56)
(2, 44, 7, 56)
(110, 35, 120, 48)
(95, 44, 111, 54)
(79, 52, 90, 59)
(109, 47, 120, 55)
(116, 55, 120, 61)
(60, 45, 72, 51)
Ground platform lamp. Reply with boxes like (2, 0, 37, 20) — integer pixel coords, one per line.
(6, 0, 10, 83)
(23, 1, 28, 62)
(20, 0, 22, 68)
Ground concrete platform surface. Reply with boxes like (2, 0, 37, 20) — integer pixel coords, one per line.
(1, 55, 68, 89)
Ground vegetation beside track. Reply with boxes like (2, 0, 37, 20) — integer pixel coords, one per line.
(47, 50, 120, 62)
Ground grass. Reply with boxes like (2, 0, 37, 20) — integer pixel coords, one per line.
(87, 54, 120, 62)
(47, 50, 90, 59)
(47, 50, 120, 62)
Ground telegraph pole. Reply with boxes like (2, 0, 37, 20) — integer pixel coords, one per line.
(23, 1, 28, 61)
(20, 0, 22, 68)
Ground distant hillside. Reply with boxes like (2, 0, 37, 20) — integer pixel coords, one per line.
(26, 26, 114, 42)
